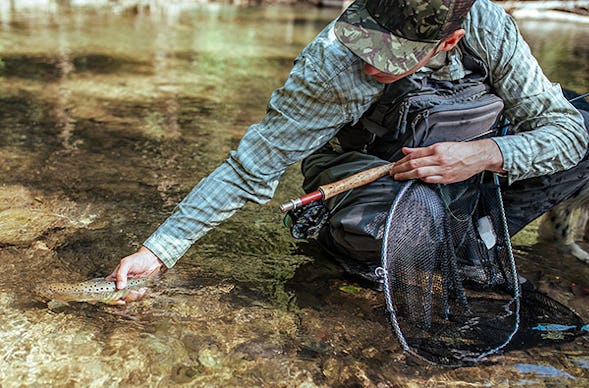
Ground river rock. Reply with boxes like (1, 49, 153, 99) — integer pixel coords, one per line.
(0, 207, 62, 246)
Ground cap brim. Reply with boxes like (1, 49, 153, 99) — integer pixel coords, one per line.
(334, 0, 437, 75)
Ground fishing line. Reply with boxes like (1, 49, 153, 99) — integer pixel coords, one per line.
(569, 91, 589, 103)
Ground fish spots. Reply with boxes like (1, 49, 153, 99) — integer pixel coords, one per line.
(36, 276, 155, 306)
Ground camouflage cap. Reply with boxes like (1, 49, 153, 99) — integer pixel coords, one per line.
(335, 0, 476, 74)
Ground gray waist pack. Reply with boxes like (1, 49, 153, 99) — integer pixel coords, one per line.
(337, 74, 505, 162)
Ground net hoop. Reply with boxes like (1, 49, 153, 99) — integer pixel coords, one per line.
(378, 177, 521, 366)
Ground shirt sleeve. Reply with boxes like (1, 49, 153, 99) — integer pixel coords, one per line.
(143, 38, 382, 267)
(464, 0, 588, 184)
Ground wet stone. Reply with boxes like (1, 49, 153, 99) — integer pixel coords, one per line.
(182, 334, 205, 354)
(170, 364, 200, 384)
(0, 96, 62, 150)
(198, 346, 224, 370)
(231, 339, 284, 360)
(0, 208, 61, 246)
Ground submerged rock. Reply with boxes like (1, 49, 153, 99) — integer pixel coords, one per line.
(0, 184, 63, 246)
(0, 184, 98, 247)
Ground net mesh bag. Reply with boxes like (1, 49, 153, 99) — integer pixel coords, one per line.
(378, 173, 520, 366)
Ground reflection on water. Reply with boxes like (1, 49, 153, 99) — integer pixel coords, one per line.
(518, 19, 589, 93)
(515, 363, 575, 380)
(1, 2, 589, 386)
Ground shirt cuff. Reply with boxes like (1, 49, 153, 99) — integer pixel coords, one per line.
(491, 136, 521, 185)
(143, 231, 190, 269)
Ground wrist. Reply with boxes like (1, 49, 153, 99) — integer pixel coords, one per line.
(483, 139, 506, 174)
(139, 246, 164, 267)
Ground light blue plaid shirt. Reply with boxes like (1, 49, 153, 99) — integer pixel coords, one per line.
(145, 0, 587, 268)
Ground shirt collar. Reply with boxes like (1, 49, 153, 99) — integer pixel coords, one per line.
(414, 47, 469, 80)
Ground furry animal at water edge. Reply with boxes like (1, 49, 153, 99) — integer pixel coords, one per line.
(537, 89, 589, 264)
(538, 183, 589, 264)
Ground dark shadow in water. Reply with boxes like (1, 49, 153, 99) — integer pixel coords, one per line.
(507, 282, 587, 352)
(285, 240, 346, 308)
(221, 281, 278, 308)
(53, 228, 136, 276)
(72, 54, 153, 75)
(286, 240, 389, 321)
(0, 51, 297, 83)
(0, 93, 63, 150)
(0, 54, 154, 81)
(286, 240, 390, 306)
(0, 88, 229, 273)
(0, 91, 220, 193)
(290, 17, 333, 28)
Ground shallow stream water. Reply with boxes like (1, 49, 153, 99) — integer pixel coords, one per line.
(1, 2, 588, 386)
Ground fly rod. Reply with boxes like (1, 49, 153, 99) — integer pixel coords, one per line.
(279, 162, 393, 213)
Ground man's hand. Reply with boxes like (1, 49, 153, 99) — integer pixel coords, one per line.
(108, 246, 163, 291)
(390, 139, 505, 184)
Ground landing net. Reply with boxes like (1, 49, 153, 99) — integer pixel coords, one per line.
(378, 174, 520, 366)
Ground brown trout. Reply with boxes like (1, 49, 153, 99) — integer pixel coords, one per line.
(36, 276, 156, 307)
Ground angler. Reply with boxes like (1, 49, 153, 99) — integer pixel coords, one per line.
(105, 0, 589, 361)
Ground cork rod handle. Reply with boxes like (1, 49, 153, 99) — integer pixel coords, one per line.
(279, 163, 393, 213)
(319, 163, 393, 199)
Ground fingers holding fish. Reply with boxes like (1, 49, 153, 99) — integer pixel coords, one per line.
(36, 248, 162, 307)
(111, 246, 163, 290)
(116, 287, 149, 304)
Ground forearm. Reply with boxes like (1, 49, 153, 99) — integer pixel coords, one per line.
(143, 152, 280, 268)
(464, 2, 588, 184)
(390, 138, 505, 184)
(494, 84, 588, 183)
